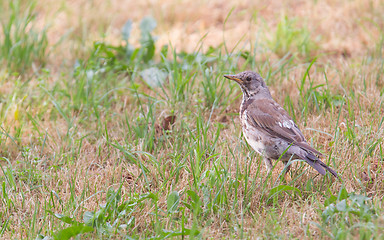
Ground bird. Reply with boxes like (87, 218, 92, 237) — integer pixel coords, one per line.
(224, 71, 338, 178)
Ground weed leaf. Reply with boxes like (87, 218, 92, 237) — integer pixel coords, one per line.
(267, 185, 302, 202)
(122, 20, 133, 42)
(53, 224, 94, 240)
(140, 16, 157, 34)
(167, 191, 180, 213)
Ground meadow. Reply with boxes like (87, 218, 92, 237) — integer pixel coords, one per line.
(0, 0, 383, 239)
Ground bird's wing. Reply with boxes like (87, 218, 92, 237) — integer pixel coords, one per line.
(245, 98, 322, 156)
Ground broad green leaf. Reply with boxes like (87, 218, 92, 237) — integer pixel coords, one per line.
(183, 202, 192, 210)
(47, 212, 75, 225)
(160, 45, 168, 59)
(322, 203, 336, 221)
(335, 199, 348, 212)
(54, 224, 93, 240)
(167, 191, 180, 213)
(267, 185, 302, 201)
(186, 190, 200, 203)
(324, 195, 337, 207)
(140, 67, 167, 87)
(139, 192, 158, 202)
(349, 194, 371, 205)
(122, 20, 132, 42)
(159, 228, 200, 238)
(139, 16, 157, 34)
(141, 36, 155, 62)
(83, 211, 94, 225)
(338, 187, 348, 201)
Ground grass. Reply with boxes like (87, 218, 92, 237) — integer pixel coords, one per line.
(0, 0, 48, 73)
(1, 0, 384, 239)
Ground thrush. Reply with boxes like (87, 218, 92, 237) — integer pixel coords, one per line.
(224, 71, 338, 178)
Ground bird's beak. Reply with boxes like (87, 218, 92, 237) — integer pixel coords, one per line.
(224, 74, 243, 84)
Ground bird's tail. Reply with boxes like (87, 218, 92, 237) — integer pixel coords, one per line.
(304, 152, 338, 178)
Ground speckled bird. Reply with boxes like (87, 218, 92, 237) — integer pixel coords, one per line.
(224, 71, 337, 177)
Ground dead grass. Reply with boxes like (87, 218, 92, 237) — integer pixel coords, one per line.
(32, 0, 383, 62)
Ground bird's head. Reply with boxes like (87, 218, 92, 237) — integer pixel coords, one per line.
(224, 71, 270, 98)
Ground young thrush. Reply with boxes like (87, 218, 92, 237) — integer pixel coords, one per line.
(224, 71, 337, 177)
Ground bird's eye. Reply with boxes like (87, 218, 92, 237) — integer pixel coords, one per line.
(246, 76, 251, 81)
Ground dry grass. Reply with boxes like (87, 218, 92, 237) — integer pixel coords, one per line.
(1, 0, 384, 239)
(34, 0, 383, 60)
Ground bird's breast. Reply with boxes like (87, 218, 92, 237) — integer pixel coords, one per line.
(241, 109, 264, 155)
(243, 130, 264, 155)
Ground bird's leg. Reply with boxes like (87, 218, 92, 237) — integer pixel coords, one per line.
(283, 161, 291, 174)
(282, 161, 292, 182)
(263, 157, 273, 175)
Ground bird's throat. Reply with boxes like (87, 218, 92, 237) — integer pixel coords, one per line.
(240, 95, 254, 116)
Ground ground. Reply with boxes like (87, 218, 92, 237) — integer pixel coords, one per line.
(0, 0, 383, 239)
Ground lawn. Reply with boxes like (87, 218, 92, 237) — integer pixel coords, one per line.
(1, 0, 383, 239)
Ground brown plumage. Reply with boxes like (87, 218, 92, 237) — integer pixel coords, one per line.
(224, 71, 338, 177)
